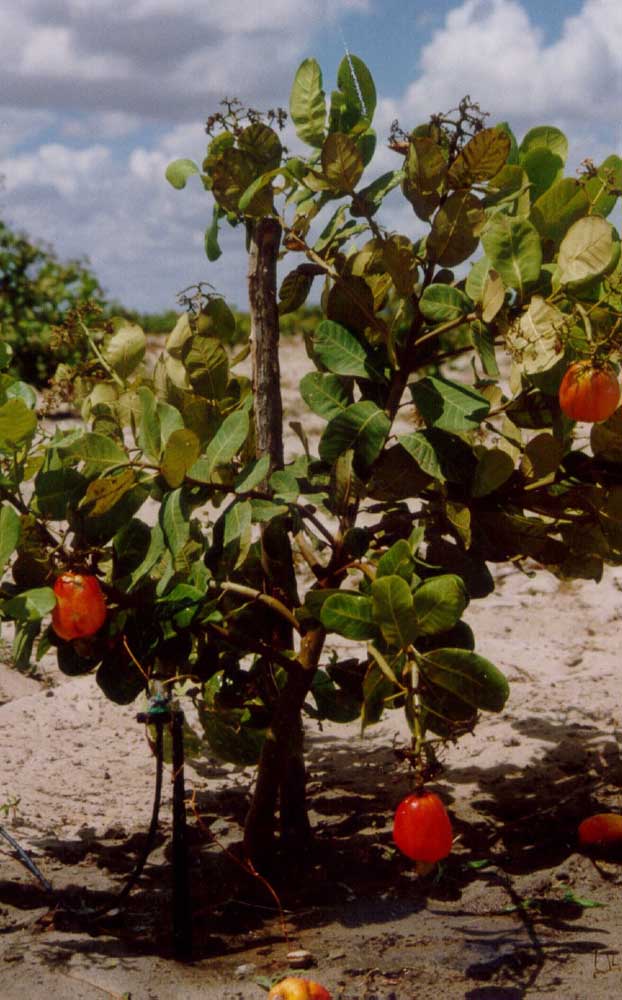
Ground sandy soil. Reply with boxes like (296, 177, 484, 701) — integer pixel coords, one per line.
(0, 339, 621, 999)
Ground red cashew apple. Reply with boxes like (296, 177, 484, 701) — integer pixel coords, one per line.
(393, 791, 453, 863)
(558, 360, 620, 423)
(51, 572, 108, 641)
(267, 977, 332, 1000)
(578, 813, 622, 848)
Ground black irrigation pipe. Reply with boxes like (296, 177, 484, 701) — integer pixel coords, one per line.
(0, 823, 54, 895)
(0, 704, 192, 960)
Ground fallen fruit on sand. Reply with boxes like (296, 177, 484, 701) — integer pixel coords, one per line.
(578, 813, 622, 847)
(393, 791, 453, 863)
(51, 572, 107, 641)
(267, 977, 332, 1000)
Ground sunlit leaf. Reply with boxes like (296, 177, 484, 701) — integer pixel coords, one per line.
(320, 592, 377, 640)
(412, 575, 468, 635)
(290, 58, 326, 147)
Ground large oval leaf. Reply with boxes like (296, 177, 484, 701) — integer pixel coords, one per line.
(300, 371, 351, 420)
(447, 128, 511, 188)
(481, 215, 542, 299)
(320, 592, 377, 641)
(420, 647, 509, 712)
(410, 375, 490, 433)
(371, 575, 416, 648)
(319, 401, 390, 469)
(558, 216, 616, 288)
(403, 137, 447, 221)
(419, 284, 473, 323)
(321, 133, 364, 193)
(412, 574, 468, 635)
(290, 58, 326, 147)
(427, 191, 484, 266)
(311, 320, 385, 381)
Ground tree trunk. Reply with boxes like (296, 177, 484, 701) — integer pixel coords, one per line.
(244, 217, 315, 869)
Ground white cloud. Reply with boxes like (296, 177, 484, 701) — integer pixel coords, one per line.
(0, 143, 110, 196)
(61, 111, 143, 140)
(402, 0, 622, 135)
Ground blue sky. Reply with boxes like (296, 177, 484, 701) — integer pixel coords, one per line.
(1, 0, 620, 313)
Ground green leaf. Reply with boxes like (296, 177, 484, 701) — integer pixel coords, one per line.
(362, 662, 396, 729)
(157, 401, 185, 445)
(165, 158, 199, 189)
(351, 170, 403, 218)
(311, 320, 385, 382)
(160, 488, 189, 558)
(531, 178, 590, 246)
(34, 461, 85, 520)
(135, 386, 161, 460)
(4, 586, 56, 622)
(160, 429, 202, 488)
(371, 575, 416, 648)
(336, 53, 376, 125)
(0, 504, 20, 575)
(419, 284, 473, 323)
(80, 469, 137, 516)
(195, 297, 237, 341)
(249, 498, 289, 522)
(205, 204, 223, 261)
(521, 432, 564, 481)
(585, 155, 622, 217)
(128, 522, 166, 590)
(319, 401, 390, 469)
(199, 706, 265, 766)
(521, 147, 564, 202)
(238, 123, 282, 172)
(321, 133, 365, 193)
(209, 146, 268, 215)
(376, 539, 416, 581)
(482, 215, 542, 299)
(399, 429, 476, 483)
(290, 58, 326, 147)
(412, 575, 468, 635)
(519, 126, 568, 164)
(238, 167, 283, 216)
(403, 137, 447, 221)
(189, 409, 249, 482)
(420, 684, 477, 738)
(0, 398, 37, 447)
(427, 191, 484, 267)
(182, 336, 229, 400)
(104, 319, 146, 379)
(235, 455, 270, 493)
(410, 375, 490, 432)
(320, 592, 377, 641)
(381, 234, 419, 295)
(558, 216, 616, 287)
(480, 270, 505, 324)
(420, 647, 509, 712)
(61, 432, 128, 478)
(270, 469, 299, 503)
(223, 499, 252, 570)
(311, 670, 361, 724)
(471, 320, 500, 378)
(278, 268, 314, 315)
(300, 371, 351, 420)
(472, 448, 515, 498)
(447, 127, 511, 188)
